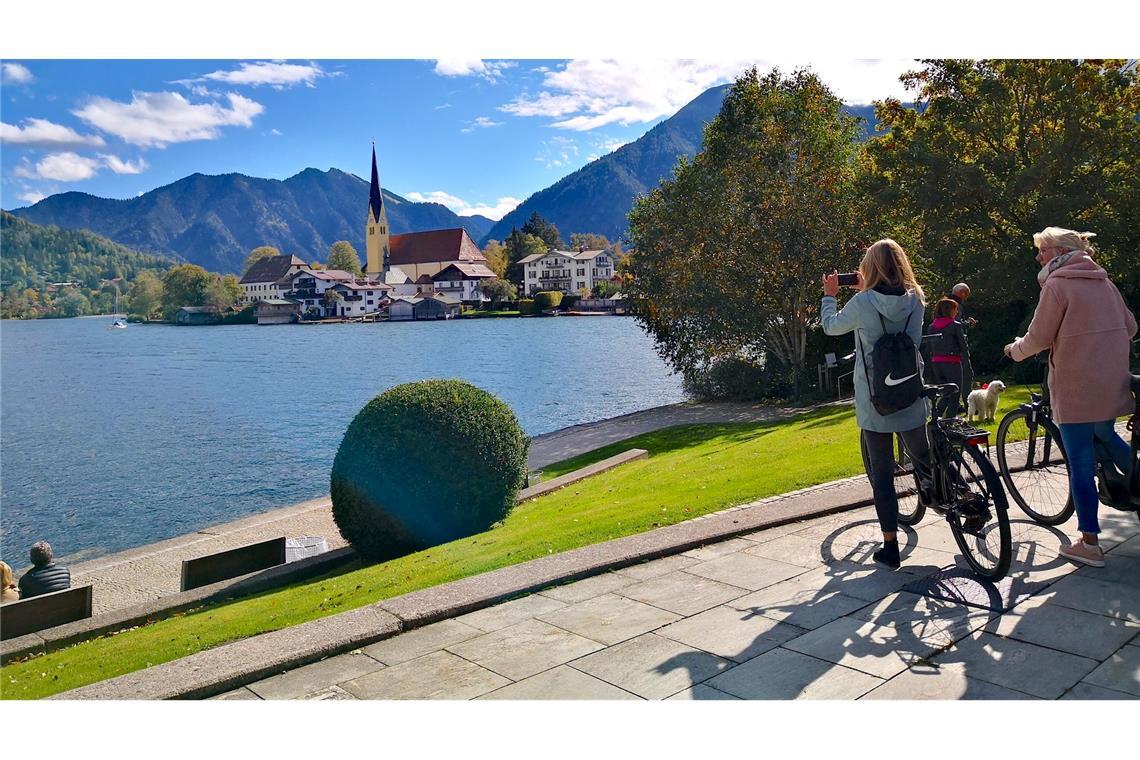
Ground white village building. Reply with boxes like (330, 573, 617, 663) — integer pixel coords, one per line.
(520, 248, 617, 296)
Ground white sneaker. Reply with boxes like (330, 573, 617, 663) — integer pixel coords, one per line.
(1059, 539, 1105, 568)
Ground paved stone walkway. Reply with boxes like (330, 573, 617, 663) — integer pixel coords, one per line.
(218, 501, 1140, 701)
(63, 399, 806, 615)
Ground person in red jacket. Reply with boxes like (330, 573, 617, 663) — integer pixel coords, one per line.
(1005, 227, 1137, 567)
(926, 298, 971, 416)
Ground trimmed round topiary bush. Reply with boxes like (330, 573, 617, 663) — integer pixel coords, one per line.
(330, 379, 529, 561)
(534, 290, 563, 310)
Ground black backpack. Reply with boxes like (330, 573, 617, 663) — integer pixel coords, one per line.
(860, 306, 922, 416)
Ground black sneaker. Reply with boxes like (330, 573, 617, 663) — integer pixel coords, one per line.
(872, 540, 900, 570)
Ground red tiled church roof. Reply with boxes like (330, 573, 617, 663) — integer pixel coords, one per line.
(389, 228, 486, 266)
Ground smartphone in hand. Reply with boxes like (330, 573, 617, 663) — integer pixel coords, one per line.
(836, 273, 859, 287)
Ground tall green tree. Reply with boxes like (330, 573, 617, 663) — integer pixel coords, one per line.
(503, 230, 548, 283)
(243, 245, 281, 273)
(480, 277, 517, 308)
(327, 241, 363, 276)
(520, 212, 564, 250)
(867, 59, 1140, 302)
(161, 264, 214, 319)
(629, 67, 869, 396)
(55, 289, 90, 318)
(126, 272, 164, 320)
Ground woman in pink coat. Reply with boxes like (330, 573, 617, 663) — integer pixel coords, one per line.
(1005, 227, 1137, 567)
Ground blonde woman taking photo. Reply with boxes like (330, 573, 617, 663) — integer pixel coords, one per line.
(822, 239, 929, 569)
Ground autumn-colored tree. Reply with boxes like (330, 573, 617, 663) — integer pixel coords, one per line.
(629, 67, 869, 396)
(328, 241, 363, 276)
(243, 245, 281, 273)
(570, 233, 610, 251)
(483, 240, 509, 278)
(126, 271, 164, 320)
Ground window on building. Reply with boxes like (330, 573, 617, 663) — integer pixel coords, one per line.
(370, 226, 375, 234)
(577, 268, 585, 276)
(367, 300, 373, 305)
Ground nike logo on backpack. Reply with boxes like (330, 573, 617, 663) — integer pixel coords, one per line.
(884, 372, 918, 387)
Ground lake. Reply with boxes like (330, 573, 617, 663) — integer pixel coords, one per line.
(0, 316, 686, 562)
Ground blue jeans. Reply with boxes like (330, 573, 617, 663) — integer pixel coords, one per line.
(1057, 420, 1132, 535)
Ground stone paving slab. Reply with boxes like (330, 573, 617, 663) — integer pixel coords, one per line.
(538, 571, 637, 604)
(361, 619, 484, 666)
(477, 665, 641, 700)
(455, 593, 568, 633)
(725, 578, 870, 631)
(930, 631, 1099, 700)
(983, 593, 1140, 661)
(1043, 574, 1140, 623)
(654, 604, 806, 663)
(1081, 644, 1140, 697)
(246, 651, 385, 700)
(339, 650, 509, 700)
(535, 593, 681, 646)
(569, 633, 733, 699)
(680, 538, 756, 562)
(860, 661, 1035, 700)
(614, 554, 700, 581)
(445, 618, 605, 681)
(1061, 682, 1140, 700)
(706, 647, 883, 700)
(684, 552, 808, 591)
(616, 571, 750, 617)
(780, 613, 957, 680)
(665, 683, 740, 700)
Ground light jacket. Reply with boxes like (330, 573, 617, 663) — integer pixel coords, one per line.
(822, 286, 928, 433)
(1010, 254, 1137, 424)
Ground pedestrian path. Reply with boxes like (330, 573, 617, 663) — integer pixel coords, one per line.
(220, 501, 1140, 700)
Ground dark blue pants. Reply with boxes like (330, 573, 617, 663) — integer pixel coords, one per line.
(1057, 420, 1131, 535)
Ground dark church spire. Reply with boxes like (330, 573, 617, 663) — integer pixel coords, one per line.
(369, 140, 384, 222)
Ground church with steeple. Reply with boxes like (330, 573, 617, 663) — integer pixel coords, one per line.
(363, 143, 494, 287)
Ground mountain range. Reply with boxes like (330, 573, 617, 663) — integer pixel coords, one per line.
(8, 171, 494, 275)
(6, 84, 882, 273)
(479, 91, 879, 245)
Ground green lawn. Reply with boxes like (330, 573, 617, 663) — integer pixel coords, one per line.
(0, 386, 1036, 700)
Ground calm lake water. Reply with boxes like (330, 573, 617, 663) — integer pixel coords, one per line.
(0, 316, 686, 562)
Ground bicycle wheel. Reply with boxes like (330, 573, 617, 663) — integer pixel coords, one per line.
(944, 441, 1012, 580)
(860, 432, 925, 526)
(996, 408, 1073, 525)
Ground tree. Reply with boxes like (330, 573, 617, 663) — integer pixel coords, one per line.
(328, 241, 363, 276)
(55, 288, 90, 318)
(521, 212, 564, 250)
(480, 277, 517, 308)
(126, 271, 164, 319)
(483, 240, 509, 278)
(309, 260, 325, 270)
(221, 274, 243, 304)
(323, 288, 344, 315)
(570, 232, 610, 251)
(628, 67, 869, 398)
(867, 59, 1140, 305)
(243, 245, 281, 273)
(161, 264, 214, 319)
(203, 278, 236, 313)
(503, 230, 548, 283)
(592, 280, 618, 298)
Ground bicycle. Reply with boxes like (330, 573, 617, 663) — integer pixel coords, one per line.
(858, 383, 1012, 580)
(995, 354, 1140, 525)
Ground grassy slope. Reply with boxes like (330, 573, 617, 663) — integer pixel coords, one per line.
(0, 387, 1035, 700)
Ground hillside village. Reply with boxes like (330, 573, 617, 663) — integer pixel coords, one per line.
(237, 146, 624, 325)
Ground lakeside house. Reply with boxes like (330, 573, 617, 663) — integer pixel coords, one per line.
(432, 262, 497, 303)
(239, 254, 308, 305)
(175, 306, 220, 325)
(389, 292, 462, 321)
(254, 298, 302, 325)
(520, 247, 616, 296)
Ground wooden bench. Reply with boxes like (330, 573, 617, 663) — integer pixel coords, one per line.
(1, 585, 93, 640)
(180, 536, 287, 592)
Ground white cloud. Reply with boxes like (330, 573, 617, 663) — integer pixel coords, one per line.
(460, 115, 504, 133)
(587, 135, 629, 161)
(73, 91, 264, 147)
(181, 61, 332, 90)
(500, 59, 916, 131)
(16, 188, 46, 205)
(2, 63, 34, 84)
(270, 128, 283, 136)
(433, 59, 516, 83)
(405, 190, 521, 221)
(435, 103, 452, 110)
(100, 154, 148, 175)
(0, 118, 106, 149)
(16, 152, 102, 181)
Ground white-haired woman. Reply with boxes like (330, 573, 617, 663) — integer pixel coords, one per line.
(1005, 227, 1137, 567)
(822, 239, 930, 569)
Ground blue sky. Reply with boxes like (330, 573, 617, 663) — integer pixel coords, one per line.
(1, 59, 919, 219)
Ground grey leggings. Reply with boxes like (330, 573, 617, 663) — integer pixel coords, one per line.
(862, 426, 932, 534)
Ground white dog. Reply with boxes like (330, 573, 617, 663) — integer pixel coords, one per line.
(967, 380, 1006, 423)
